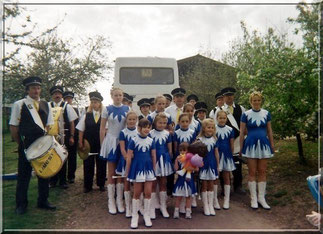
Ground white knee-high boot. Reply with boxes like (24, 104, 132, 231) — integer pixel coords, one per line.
(248, 181, 258, 209)
(207, 191, 216, 215)
(150, 192, 156, 219)
(213, 185, 221, 210)
(144, 199, 152, 227)
(202, 191, 210, 216)
(130, 199, 139, 229)
(223, 185, 230, 210)
(116, 183, 125, 213)
(124, 191, 132, 218)
(159, 191, 170, 218)
(258, 182, 270, 210)
(107, 184, 117, 215)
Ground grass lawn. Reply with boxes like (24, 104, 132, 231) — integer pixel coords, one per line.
(2, 132, 82, 230)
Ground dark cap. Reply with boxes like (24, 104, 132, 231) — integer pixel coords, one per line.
(195, 102, 208, 112)
(23, 76, 42, 87)
(148, 98, 155, 105)
(89, 91, 103, 101)
(123, 93, 133, 102)
(163, 94, 172, 102)
(50, 86, 64, 95)
(63, 91, 74, 99)
(215, 92, 223, 100)
(187, 94, 198, 102)
(221, 87, 236, 96)
(137, 98, 151, 108)
(171, 88, 186, 96)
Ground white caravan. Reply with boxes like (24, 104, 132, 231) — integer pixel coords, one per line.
(113, 57, 179, 112)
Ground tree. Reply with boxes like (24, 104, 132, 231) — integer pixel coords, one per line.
(4, 32, 112, 104)
(222, 2, 319, 163)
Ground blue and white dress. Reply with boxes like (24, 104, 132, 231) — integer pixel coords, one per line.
(116, 127, 138, 176)
(173, 128, 196, 155)
(147, 111, 172, 126)
(198, 136, 219, 180)
(100, 104, 130, 162)
(175, 118, 201, 136)
(127, 135, 156, 182)
(216, 124, 236, 172)
(173, 160, 197, 197)
(241, 109, 274, 158)
(150, 129, 174, 177)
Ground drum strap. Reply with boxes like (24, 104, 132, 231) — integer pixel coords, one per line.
(23, 99, 46, 132)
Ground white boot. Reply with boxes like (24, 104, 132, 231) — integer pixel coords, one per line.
(207, 191, 216, 215)
(139, 193, 144, 215)
(223, 185, 230, 210)
(124, 191, 132, 218)
(191, 195, 197, 208)
(116, 183, 125, 213)
(130, 199, 139, 229)
(258, 182, 271, 210)
(179, 197, 186, 214)
(150, 192, 156, 219)
(248, 181, 258, 209)
(144, 199, 152, 227)
(160, 191, 170, 218)
(107, 184, 117, 215)
(155, 185, 160, 209)
(173, 207, 179, 219)
(185, 208, 192, 219)
(213, 185, 221, 210)
(202, 192, 210, 216)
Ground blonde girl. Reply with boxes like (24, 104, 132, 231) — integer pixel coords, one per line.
(197, 118, 220, 216)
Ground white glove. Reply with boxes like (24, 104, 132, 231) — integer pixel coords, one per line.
(306, 211, 321, 227)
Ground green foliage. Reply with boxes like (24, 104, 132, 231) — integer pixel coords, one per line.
(222, 3, 319, 140)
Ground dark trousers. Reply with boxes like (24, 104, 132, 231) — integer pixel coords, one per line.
(67, 143, 77, 181)
(50, 161, 67, 186)
(83, 154, 107, 189)
(232, 155, 243, 190)
(16, 146, 49, 208)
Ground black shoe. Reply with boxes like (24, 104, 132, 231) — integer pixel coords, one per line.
(60, 183, 69, 189)
(84, 187, 92, 193)
(99, 186, 105, 192)
(15, 206, 27, 215)
(68, 179, 75, 184)
(37, 201, 56, 210)
(235, 187, 246, 195)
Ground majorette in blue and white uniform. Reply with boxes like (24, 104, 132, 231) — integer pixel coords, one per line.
(149, 129, 174, 177)
(147, 111, 172, 127)
(241, 109, 274, 158)
(175, 118, 201, 136)
(173, 128, 196, 154)
(100, 104, 130, 162)
(198, 136, 219, 180)
(216, 124, 236, 171)
(116, 127, 138, 176)
(172, 160, 197, 197)
(127, 135, 156, 182)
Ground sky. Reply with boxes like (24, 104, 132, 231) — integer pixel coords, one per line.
(5, 0, 314, 105)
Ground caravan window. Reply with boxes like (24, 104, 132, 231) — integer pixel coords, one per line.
(120, 67, 174, 85)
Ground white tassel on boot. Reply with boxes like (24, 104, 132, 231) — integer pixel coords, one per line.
(207, 191, 216, 215)
(159, 191, 170, 218)
(248, 181, 258, 209)
(116, 183, 125, 213)
(150, 192, 156, 219)
(213, 185, 221, 210)
(107, 184, 117, 215)
(179, 197, 186, 214)
(223, 185, 230, 210)
(258, 182, 271, 210)
(144, 199, 152, 227)
(139, 193, 144, 215)
(130, 199, 139, 229)
(124, 191, 132, 218)
(202, 192, 210, 216)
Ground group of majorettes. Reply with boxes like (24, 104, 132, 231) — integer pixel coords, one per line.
(89, 87, 237, 229)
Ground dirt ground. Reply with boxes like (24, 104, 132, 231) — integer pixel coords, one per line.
(49, 165, 318, 231)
